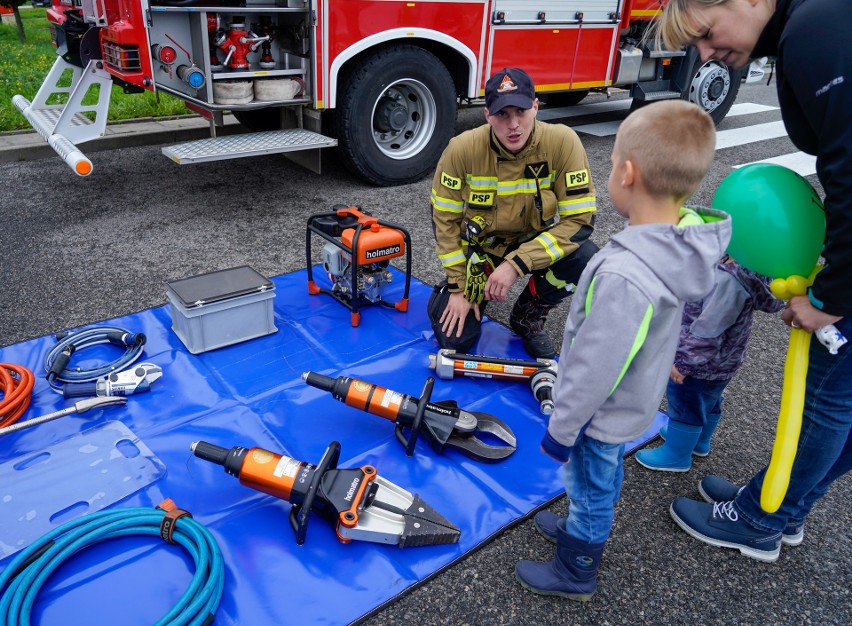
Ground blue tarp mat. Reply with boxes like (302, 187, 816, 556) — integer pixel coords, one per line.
(0, 269, 663, 625)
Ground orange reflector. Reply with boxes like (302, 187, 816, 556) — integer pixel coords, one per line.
(662, 59, 672, 66)
(76, 161, 92, 176)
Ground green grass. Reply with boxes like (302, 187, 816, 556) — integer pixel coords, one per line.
(0, 7, 187, 132)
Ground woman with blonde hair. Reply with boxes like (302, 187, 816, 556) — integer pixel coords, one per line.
(651, 0, 851, 563)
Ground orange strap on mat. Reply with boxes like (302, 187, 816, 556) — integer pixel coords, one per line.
(158, 498, 194, 544)
(0, 363, 35, 428)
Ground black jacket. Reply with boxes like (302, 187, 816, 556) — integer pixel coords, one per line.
(753, 0, 852, 316)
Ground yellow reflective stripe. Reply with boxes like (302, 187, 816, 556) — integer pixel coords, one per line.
(431, 190, 464, 213)
(544, 269, 568, 290)
(609, 304, 654, 396)
(497, 175, 555, 195)
(439, 249, 466, 267)
(558, 196, 597, 215)
(585, 277, 654, 397)
(535, 231, 564, 263)
(466, 175, 498, 190)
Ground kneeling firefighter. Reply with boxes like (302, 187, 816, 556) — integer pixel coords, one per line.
(428, 67, 598, 358)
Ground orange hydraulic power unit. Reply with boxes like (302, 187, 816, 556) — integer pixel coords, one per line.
(306, 205, 411, 326)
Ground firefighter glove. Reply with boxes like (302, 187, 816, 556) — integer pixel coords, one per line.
(464, 257, 488, 305)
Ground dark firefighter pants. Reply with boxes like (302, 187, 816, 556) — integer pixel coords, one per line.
(428, 238, 599, 353)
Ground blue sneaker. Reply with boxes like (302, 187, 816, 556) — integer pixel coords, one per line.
(698, 475, 742, 502)
(698, 476, 804, 546)
(669, 498, 781, 562)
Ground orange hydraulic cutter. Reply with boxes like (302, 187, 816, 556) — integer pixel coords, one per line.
(306, 205, 411, 326)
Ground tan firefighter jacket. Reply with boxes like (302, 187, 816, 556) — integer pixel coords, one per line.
(430, 120, 597, 291)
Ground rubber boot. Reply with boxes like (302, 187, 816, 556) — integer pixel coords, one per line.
(509, 282, 558, 358)
(534, 509, 561, 544)
(659, 412, 721, 457)
(693, 412, 721, 457)
(635, 421, 702, 472)
(515, 522, 605, 601)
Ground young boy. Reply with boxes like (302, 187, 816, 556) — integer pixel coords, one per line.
(515, 100, 731, 601)
(635, 257, 783, 471)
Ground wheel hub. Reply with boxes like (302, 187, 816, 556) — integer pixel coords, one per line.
(370, 79, 437, 160)
(374, 96, 409, 133)
(689, 62, 731, 112)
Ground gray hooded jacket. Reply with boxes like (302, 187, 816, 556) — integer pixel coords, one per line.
(547, 208, 732, 450)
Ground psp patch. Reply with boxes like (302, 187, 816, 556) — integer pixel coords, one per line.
(441, 172, 462, 190)
(468, 191, 495, 206)
(565, 169, 590, 188)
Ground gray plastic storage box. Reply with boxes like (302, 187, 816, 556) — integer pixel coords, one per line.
(166, 266, 277, 354)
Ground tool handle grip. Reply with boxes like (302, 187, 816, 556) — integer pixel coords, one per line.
(190, 441, 231, 466)
(63, 382, 99, 399)
(302, 371, 336, 392)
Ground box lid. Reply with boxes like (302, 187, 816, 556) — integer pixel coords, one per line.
(166, 265, 274, 308)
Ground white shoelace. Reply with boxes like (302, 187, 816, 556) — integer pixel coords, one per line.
(713, 500, 739, 522)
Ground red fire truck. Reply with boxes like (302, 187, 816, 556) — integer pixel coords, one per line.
(14, 0, 741, 185)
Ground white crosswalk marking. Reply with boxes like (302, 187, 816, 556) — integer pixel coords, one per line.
(537, 99, 631, 121)
(725, 102, 779, 116)
(715, 121, 788, 149)
(733, 151, 817, 177)
(539, 100, 808, 176)
(563, 102, 781, 137)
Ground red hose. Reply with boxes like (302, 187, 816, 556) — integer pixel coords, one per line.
(0, 363, 35, 428)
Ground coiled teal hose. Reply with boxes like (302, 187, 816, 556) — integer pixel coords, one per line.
(0, 506, 224, 626)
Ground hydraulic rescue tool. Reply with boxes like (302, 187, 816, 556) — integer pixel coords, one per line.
(429, 350, 558, 416)
(302, 372, 517, 462)
(0, 396, 127, 436)
(306, 205, 412, 327)
(190, 440, 460, 547)
(61, 363, 163, 399)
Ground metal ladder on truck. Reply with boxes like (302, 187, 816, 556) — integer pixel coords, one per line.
(13, 57, 112, 176)
(14, 54, 337, 177)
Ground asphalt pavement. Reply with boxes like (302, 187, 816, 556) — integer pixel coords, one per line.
(0, 86, 849, 625)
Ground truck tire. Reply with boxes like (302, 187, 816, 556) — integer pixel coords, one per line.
(684, 59, 743, 124)
(334, 45, 457, 186)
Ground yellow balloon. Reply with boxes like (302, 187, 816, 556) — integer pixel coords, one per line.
(786, 275, 809, 296)
(770, 278, 791, 300)
(761, 328, 810, 513)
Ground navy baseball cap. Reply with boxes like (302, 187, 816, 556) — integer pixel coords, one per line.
(485, 68, 536, 114)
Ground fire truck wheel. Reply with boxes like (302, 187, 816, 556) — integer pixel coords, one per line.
(684, 59, 743, 124)
(334, 45, 457, 186)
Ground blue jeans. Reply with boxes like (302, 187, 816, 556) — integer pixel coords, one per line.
(736, 316, 852, 532)
(561, 435, 625, 544)
(666, 376, 729, 428)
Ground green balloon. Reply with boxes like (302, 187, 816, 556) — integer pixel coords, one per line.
(712, 164, 825, 279)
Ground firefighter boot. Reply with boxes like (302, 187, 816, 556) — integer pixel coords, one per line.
(510, 284, 558, 359)
(515, 521, 605, 601)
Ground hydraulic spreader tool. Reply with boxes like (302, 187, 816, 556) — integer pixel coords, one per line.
(302, 372, 517, 462)
(190, 440, 460, 547)
(429, 350, 558, 415)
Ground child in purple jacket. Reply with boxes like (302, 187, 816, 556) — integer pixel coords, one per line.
(635, 257, 783, 472)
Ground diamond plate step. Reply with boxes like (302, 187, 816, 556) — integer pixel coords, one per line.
(642, 90, 682, 102)
(162, 129, 337, 164)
